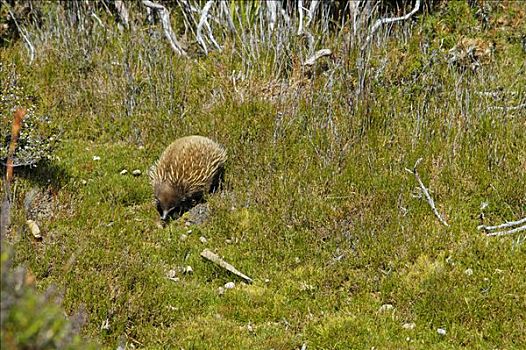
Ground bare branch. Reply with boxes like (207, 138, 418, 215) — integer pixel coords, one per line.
(201, 249, 253, 284)
(478, 217, 526, 231)
(486, 225, 526, 237)
(303, 48, 332, 66)
(6, 5, 35, 64)
(142, 0, 188, 57)
(114, 0, 130, 29)
(362, 0, 420, 50)
(405, 158, 449, 227)
(297, 0, 304, 35)
(196, 0, 221, 54)
(305, 0, 320, 28)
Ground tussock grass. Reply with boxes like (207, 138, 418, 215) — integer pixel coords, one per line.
(1, 1, 525, 348)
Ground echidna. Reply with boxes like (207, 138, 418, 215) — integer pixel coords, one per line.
(149, 135, 227, 221)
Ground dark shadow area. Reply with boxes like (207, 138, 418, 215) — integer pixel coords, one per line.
(0, 160, 70, 191)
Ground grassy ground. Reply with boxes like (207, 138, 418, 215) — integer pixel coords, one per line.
(1, 1, 526, 349)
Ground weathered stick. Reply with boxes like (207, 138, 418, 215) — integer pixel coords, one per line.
(478, 217, 526, 237)
(303, 49, 332, 66)
(485, 225, 526, 237)
(362, 0, 420, 50)
(405, 158, 449, 227)
(478, 217, 526, 231)
(142, 0, 188, 57)
(200, 249, 253, 284)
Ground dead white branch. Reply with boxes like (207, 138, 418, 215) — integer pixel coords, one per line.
(297, 0, 304, 35)
(405, 158, 449, 227)
(196, 0, 221, 55)
(362, 0, 420, 50)
(488, 103, 526, 111)
(478, 217, 526, 231)
(142, 0, 188, 57)
(303, 48, 332, 66)
(7, 6, 35, 64)
(201, 249, 253, 284)
(266, 0, 278, 32)
(305, 0, 319, 28)
(478, 217, 526, 237)
(114, 0, 130, 29)
(485, 225, 526, 237)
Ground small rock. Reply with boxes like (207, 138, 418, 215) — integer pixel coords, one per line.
(402, 322, 416, 330)
(81, 179, 87, 185)
(26, 220, 42, 240)
(93, 156, 101, 161)
(199, 236, 208, 244)
(120, 169, 128, 175)
(183, 265, 193, 274)
(218, 287, 225, 295)
(379, 304, 394, 312)
(464, 268, 473, 276)
(295, 257, 301, 264)
(132, 169, 141, 176)
(264, 278, 270, 283)
(224, 282, 235, 289)
(226, 238, 233, 244)
(179, 234, 187, 241)
(166, 269, 177, 279)
(187, 229, 193, 234)
(437, 328, 447, 336)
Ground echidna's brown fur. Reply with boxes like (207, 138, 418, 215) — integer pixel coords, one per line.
(149, 135, 227, 221)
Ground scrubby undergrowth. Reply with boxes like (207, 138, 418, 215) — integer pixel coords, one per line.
(1, 1, 525, 349)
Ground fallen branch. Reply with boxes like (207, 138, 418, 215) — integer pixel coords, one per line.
(303, 48, 332, 66)
(485, 225, 526, 237)
(142, 0, 188, 57)
(200, 249, 253, 284)
(405, 158, 449, 227)
(487, 102, 526, 111)
(478, 217, 526, 231)
(478, 217, 526, 237)
(362, 0, 420, 50)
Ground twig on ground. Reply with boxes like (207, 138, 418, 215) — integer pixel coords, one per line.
(485, 225, 526, 237)
(142, 0, 188, 57)
(487, 103, 526, 111)
(478, 217, 526, 237)
(362, 0, 420, 50)
(200, 249, 253, 284)
(405, 158, 449, 227)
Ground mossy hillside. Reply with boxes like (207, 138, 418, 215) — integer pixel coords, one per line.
(2, 1, 525, 349)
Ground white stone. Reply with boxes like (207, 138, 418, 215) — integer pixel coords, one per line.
(224, 282, 235, 289)
(120, 169, 128, 175)
(132, 169, 141, 176)
(379, 304, 394, 312)
(464, 268, 473, 276)
(402, 322, 416, 330)
(93, 156, 101, 161)
(437, 328, 446, 335)
(199, 236, 208, 244)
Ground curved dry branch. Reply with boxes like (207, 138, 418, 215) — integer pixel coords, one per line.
(142, 0, 188, 57)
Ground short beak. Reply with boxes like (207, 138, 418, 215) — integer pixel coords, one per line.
(161, 210, 170, 221)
